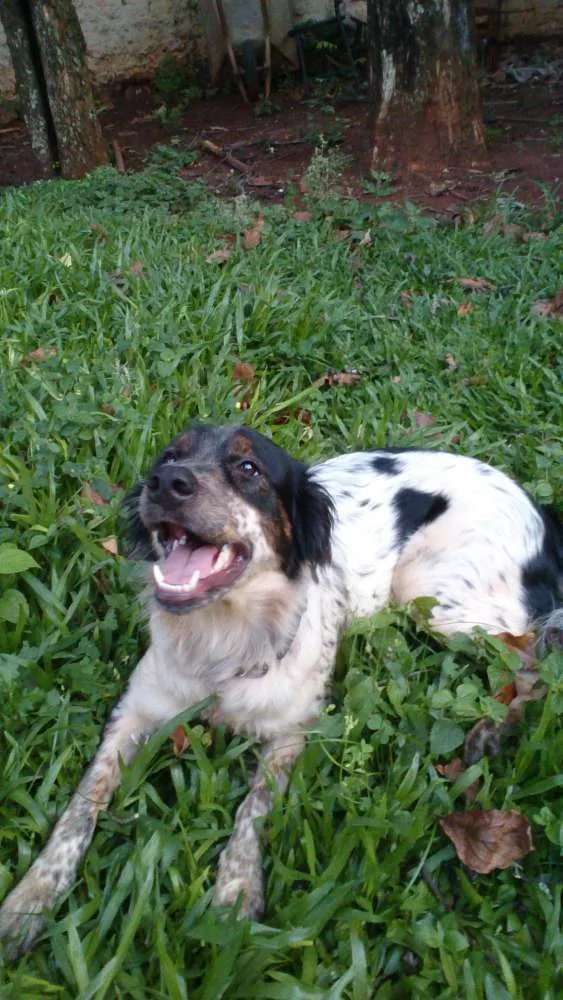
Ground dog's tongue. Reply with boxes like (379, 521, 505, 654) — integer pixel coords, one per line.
(161, 543, 219, 585)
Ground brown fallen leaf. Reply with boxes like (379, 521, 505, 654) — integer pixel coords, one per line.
(439, 809, 534, 874)
(130, 261, 144, 277)
(458, 374, 486, 388)
(414, 411, 436, 428)
(444, 353, 458, 372)
(171, 725, 190, 756)
(232, 361, 256, 383)
(464, 631, 546, 764)
(457, 302, 475, 317)
(436, 757, 480, 803)
(531, 288, 563, 318)
(334, 228, 352, 242)
(101, 537, 119, 556)
(293, 211, 312, 222)
(358, 229, 373, 247)
(249, 176, 274, 188)
(273, 407, 312, 426)
(81, 483, 109, 507)
(400, 289, 416, 308)
(494, 682, 517, 705)
(455, 277, 495, 293)
(243, 215, 266, 250)
(20, 346, 57, 365)
(391, 375, 401, 384)
(206, 248, 232, 264)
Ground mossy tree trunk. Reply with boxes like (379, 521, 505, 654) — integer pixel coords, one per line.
(0, 0, 108, 179)
(367, 0, 486, 173)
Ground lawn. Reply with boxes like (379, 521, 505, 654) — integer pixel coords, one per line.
(0, 159, 562, 999)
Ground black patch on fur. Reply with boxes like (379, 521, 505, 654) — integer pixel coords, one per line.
(122, 482, 156, 561)
(372, 454, 400, 475)
(232, 428, 334, 579)
(521, 505, 563, 619)
(393, 488, 449, 546)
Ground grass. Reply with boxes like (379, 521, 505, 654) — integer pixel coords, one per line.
(0, 161, 562, 998)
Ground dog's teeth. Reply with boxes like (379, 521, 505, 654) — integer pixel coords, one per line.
(153, 564, 165, 585)
(214, 544, 231, 573)
(182, 570, 200, 593)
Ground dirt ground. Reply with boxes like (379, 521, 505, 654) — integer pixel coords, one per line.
(1, 40, 561, 214)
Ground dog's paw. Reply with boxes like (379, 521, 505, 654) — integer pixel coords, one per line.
(0, 867, 57, 959)
(213, 848, 265, 920)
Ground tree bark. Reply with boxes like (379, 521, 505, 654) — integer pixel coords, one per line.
(0, 0, 55, 175)
(367, 0, 486, 173)
(0, 0, 108, 179)
(29, 0, 108, 178)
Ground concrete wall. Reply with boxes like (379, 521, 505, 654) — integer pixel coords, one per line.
(0, 0, 205, 101)
(1, 0, 562, 101)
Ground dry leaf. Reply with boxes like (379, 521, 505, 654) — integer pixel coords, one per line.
(458, 374, 486, 387)
(464, 632, 546, 764)
(439, 809, 534, 874)
(59, 252, 72, 268)
(400, 289, 416, 308)
(358, 229, 373, 247)
(273, 407, 312, 426)
(531, 289, 563, 317)
(232, 361, 256, 383)
(414, 411, 436, 428)
(206, 248, 232, 264)
(444, 353, 458, 372)
(494, 683, 517, 705)
(81, 483, 108, 507)
(436, 757, 480, 802)
(101, 537, 118, 556)
(428, 180, 456, 197)
(243, 215, 265, 250)
(171, 725, 190, 756)
(457, 302, 475, 317)
(392, 375, 401, 384)
(293, 211, 312, 222)
(130, 261, 144, 276)
(334, 228, 352, 242)
(249, 176, 273, 187)
(455, 277, 495, 293)
(20, 346, 57, 365)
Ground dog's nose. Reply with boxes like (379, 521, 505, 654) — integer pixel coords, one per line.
(147, 465, 197, 504)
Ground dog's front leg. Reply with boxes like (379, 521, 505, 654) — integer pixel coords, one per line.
(213, 733, 305, 919)
(0, 695, 157, 958)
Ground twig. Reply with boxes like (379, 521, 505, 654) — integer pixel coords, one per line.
(112, 139, 126, 173)
(200, 138, 251, 174)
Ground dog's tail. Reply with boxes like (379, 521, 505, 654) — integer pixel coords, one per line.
(536, 505, 563, 655)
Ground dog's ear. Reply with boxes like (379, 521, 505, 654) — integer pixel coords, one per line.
(287, 468, 334, 578)
(121, 482, 156, 561)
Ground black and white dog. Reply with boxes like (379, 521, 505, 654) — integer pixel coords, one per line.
(1, 424, 561, 956)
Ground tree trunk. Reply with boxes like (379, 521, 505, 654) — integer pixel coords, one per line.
(0, 0, 108, 179)
(0, 0, 56, 175)
(367, 0, 486, 173)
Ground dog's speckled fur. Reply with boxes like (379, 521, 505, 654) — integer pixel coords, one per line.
(1, 424, 561, 956)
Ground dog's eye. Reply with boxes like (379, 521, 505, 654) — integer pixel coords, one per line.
(162, 450, 176, 465)
(238, 460, 260, 478)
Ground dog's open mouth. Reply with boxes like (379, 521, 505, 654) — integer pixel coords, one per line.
(152, 522, 250, 608)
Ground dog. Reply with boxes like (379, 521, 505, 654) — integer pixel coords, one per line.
(1, 423, 561, 956)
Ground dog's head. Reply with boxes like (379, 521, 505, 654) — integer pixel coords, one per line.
(124, 425, 334, 613)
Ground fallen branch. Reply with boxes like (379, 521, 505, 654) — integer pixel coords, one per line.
(200, 138, 250, 174)
(112, 139, 126, 174)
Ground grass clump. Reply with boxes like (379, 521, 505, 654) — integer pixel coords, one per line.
(0, 163, 562, 998)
